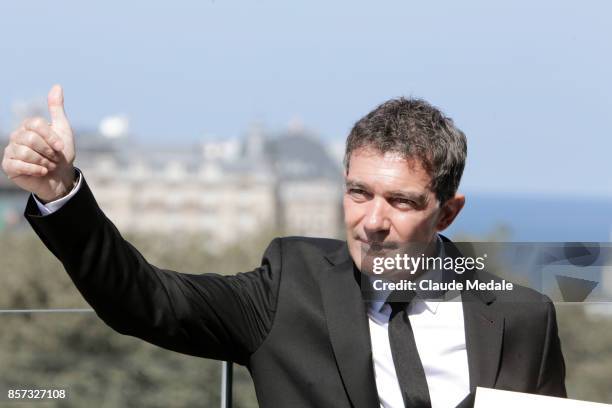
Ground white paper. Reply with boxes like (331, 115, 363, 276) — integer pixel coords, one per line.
(474, 387, 612, 408)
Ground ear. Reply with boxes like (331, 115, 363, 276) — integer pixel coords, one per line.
(435, 193, 465, 231)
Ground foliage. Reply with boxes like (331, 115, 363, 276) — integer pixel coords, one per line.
(0, 229, 273, 408)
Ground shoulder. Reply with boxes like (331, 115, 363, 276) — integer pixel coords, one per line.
(441, 235, 554, 315)
(266, 236, 346, 260)
(473, 269, 555, 322)
(260, 236, 348, 278)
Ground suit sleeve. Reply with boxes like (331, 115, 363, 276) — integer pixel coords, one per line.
(536, 298, 567, 397)
(24, 175, 282, 366)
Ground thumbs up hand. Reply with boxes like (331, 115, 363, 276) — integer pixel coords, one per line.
(1, 85, 77, 202)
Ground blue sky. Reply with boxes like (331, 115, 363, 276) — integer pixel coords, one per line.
(1, 0, 611, 197)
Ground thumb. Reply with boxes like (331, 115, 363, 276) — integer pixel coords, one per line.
(47, 84, 70, 129)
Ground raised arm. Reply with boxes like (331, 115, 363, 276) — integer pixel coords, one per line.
(3, 85, 281, 365)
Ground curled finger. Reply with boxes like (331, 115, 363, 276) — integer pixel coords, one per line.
(13, 130, 59, 161)
(4, 158, 48, 178)
(11, 144, 57, 171)
(23, 117, 64, 151)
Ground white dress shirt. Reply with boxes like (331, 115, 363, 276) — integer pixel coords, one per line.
(34, 175, 470, 408)
(367, 238, 470, 408)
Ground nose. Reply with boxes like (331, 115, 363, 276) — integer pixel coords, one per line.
(363, 198, 390, 235)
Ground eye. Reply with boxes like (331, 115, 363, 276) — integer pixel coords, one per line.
(390, 197, 416, 209)
(347, 188, 370, 201)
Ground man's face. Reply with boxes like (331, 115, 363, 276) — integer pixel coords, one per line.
(343, 147, 462, 273)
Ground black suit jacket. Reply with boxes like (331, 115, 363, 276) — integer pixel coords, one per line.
(25, 176, 566, 407)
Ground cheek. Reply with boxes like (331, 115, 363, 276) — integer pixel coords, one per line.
(392, 213, 437, 240)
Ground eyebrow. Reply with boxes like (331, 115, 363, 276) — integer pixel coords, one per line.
(345, 179, 430, 207)
(344, 180, 369, 191)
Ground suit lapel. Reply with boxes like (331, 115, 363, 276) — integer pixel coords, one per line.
(320, 244, 380, 408)
(462, 286, 504, 390)
(318, 238, 505, 404)
(440, 236, 505, 391)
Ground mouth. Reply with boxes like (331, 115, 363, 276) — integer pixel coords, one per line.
(356, 237, 396, 251)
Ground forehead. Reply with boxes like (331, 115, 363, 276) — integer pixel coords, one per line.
(346, 148, 432, 192)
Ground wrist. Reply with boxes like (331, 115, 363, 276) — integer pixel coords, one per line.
(36, 168, 77, 203)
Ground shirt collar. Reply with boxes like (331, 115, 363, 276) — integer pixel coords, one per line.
(367, 234, 446, 318)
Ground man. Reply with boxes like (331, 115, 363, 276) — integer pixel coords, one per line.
(2, 85, 566, 408)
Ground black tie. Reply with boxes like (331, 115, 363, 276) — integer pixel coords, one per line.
(388, 293, 432, 408)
